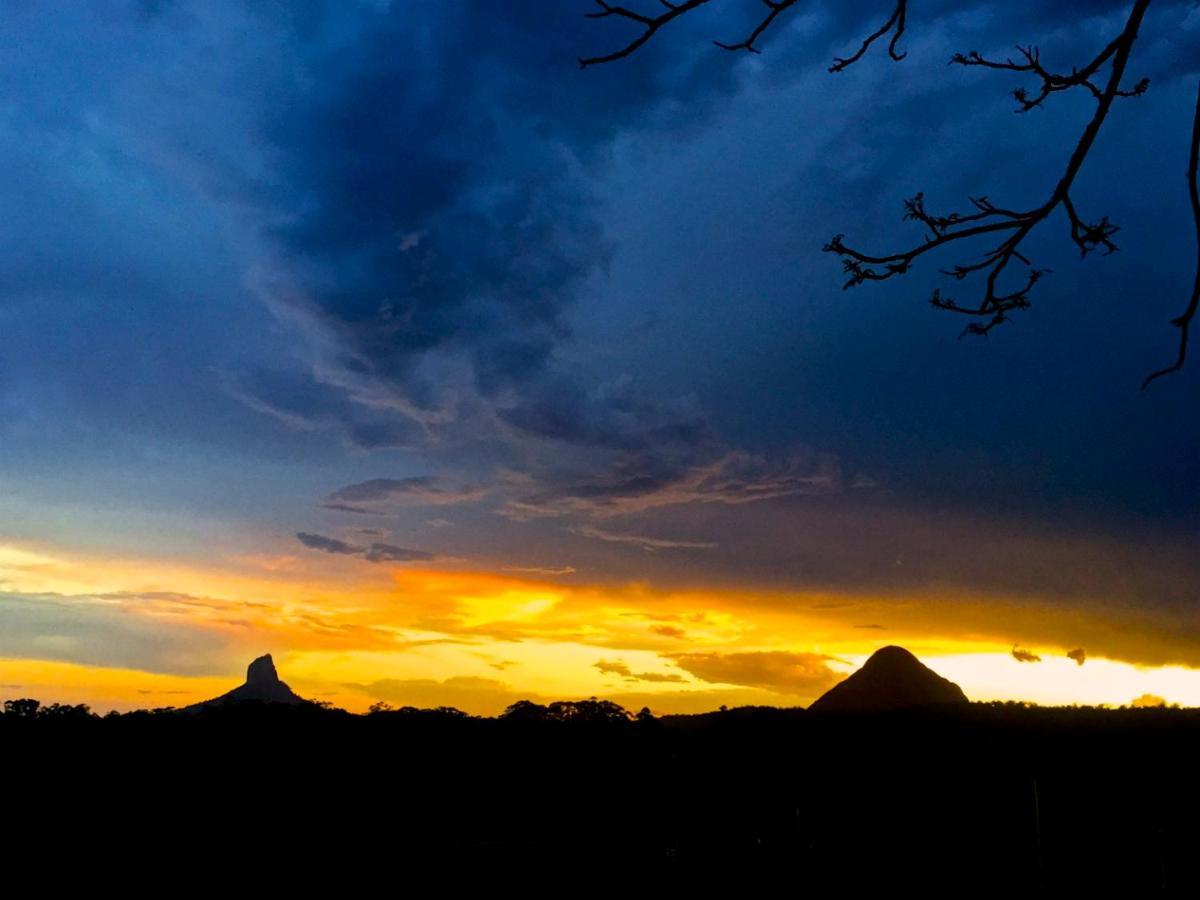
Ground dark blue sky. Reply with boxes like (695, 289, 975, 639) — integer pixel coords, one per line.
(1, 0, 1198, 682)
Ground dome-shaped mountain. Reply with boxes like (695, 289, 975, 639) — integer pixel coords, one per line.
(187, 654, 308, 709)
(808, 646, 968, 713)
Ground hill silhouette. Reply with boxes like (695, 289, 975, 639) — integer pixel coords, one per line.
(808, 645, 968, 712)
(185, 653, 308, 709)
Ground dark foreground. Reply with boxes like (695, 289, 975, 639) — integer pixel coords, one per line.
(5, 700, 1198, 891)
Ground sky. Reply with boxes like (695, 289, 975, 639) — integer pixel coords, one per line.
(1, 0, 1198, 714)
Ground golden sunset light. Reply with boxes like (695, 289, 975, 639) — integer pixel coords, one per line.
(4, 534, 1197, 714)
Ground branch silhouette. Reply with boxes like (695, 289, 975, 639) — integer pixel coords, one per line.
(951, 38, 1148, 114)
(1143, 81, 1200, 389)
(579, 0, 1200, 384)
(579, 0, 908, 71)
(579, 0, 715, 68)
(826, 0, 1151, 338)
(828, 2, 907, 73)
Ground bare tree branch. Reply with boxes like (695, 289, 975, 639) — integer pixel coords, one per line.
(829, 1, 907, 73)
(580, 0, 909, 72)
(713, 0, 804, 55)
(1143, 81, 1200, 390)
(580, 0, 1200, 384)
(951, 34, 1148, 113)
(825, 0, 1151, 338)
(578, 0, 715, 68)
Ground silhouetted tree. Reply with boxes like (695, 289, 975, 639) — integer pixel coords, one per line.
(37, 703, 94, 721)
(501, 699, 552, 722)
(546, 698, 633, 724)
(501, 698, 634, 724)
(579, 0, 1200, 386)
(3, 698, 40, 718)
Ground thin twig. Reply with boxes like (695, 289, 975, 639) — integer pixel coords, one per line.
(578, 0, 714, 68)
(1143, 80, 1200, 389)
(581, 0, 909, 72)
(952, 34, 1147, 113)
(714, 0, 803, 54)
(829, 2, 907, 73)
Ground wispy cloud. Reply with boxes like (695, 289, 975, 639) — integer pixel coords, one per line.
(504, 451, 841, 519)
(321, 477, 490, 515)
(594, 659, 687, 683)
(296, 532, 435, 565)
(570, 525, 717, 551)
(502, 565, 577, 576)
(296, 532, 360, 556)
(650, 624, 687, 639)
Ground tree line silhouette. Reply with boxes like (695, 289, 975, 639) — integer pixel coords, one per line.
(5, 694, 1200, 890)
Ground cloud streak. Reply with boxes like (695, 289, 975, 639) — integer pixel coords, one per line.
(321, 477, 490, 515)
(594, 659, 688, 683)
(295, 532, 435, 565)
(505, 451, 841, 519)
(570, 525, 717, 551)
(670, 651, 844, 697)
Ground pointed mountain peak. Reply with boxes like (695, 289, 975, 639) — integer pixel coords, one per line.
(185, 653, 308, 710)
(246, 654, 280, 687)
(808, 645, 968, 713)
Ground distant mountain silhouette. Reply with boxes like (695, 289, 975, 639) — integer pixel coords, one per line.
(186, 654, 308, 710)
(809, 646, 968, 713)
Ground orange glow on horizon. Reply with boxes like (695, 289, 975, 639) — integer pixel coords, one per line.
(2, 538, 1200, 715)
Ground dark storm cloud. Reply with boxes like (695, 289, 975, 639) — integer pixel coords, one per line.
(236, 0, 751, 442)
(496, 374, 710, 451)
(8, 0, 1196, 461)
(295, 532, 435, 565)
(251, 0, 1163, 463)
(0, 1, 754, 469)
(240, 0, 1197, 562)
